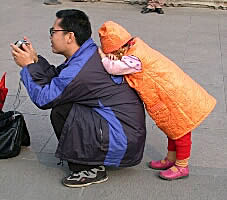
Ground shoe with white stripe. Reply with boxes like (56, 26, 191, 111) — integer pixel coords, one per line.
(62, 166, 108, 188)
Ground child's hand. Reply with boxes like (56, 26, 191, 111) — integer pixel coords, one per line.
(107, 54, 118, 60)
(98, 47, 106, 59)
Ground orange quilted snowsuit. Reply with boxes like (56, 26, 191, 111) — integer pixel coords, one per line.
(99, 21, 216, 140)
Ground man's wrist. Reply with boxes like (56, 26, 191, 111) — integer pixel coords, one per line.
(23, 61, 34, 67)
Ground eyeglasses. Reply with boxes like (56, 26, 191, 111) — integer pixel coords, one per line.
(49, 27, 70, 36)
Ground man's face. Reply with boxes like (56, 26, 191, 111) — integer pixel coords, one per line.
(50, 18, 68, 55)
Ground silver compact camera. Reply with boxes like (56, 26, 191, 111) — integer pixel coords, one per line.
(14, 40, 29, 49)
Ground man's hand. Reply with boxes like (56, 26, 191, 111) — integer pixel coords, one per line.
(23, 36, 38, 63)
(10, 36, 38, 67)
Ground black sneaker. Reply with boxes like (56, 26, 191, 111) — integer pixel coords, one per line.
(155, 8, 164, 14)
(141, 8, 155, 14)
(43, 0, 62, 5)
(62, 166, 108, 188)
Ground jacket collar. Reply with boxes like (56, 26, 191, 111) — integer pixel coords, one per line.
(64, 38, 97, 66)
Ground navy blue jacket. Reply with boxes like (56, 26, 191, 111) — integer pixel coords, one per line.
(20, 38, 146, 167)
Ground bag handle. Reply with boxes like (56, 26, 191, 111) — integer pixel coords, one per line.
(11, 79, 22, 119)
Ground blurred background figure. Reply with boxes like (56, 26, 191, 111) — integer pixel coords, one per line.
(130, 0, 146, 5)
(141, 0, 165, 14)
(43, 0, 61, 5)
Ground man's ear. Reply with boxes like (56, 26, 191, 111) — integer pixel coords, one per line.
(67, 32, 75, 44)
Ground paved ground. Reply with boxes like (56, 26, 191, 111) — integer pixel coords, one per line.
(0, 0, 227, 199)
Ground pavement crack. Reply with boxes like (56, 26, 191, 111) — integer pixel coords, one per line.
(217, 23, 226, 112)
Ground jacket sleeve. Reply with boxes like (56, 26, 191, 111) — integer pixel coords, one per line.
(21, 68, 73, 110)
(20, 40, 97, 110)
(20, 55, 94, 110)
(26, 55, 59, 86)
(102, 56, 142, 75)
(20, 54, 78, 110)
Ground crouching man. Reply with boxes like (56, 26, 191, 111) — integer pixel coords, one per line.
(11, 9, 146, 188)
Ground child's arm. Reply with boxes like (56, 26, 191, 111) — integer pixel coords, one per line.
(98, 47, 142, 75)
(102, 56, 142, 75)
(101, 57, 141, 75)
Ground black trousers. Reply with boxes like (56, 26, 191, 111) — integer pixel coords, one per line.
(50, 103, 98, 172)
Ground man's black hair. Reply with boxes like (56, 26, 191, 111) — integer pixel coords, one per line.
(56, 9, 92, 46)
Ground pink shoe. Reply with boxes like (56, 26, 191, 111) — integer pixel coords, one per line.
(148, 158, 175, 170)
(159, 165, 189, 180)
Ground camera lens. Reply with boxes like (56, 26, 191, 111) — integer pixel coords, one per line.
(14, 40, 28, 49)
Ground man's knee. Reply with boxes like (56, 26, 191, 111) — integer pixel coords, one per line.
(50, 103, 73, 140)
(50, 103, 73, 124)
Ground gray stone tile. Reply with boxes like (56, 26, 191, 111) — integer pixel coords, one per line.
(202, 84, 226, 113)
(2, 95, 28, 112)
(19, 98, 51, 116)
(10, 150, 64, 169)
(41, 134, 58, 153)
(0, 60, 21, 73)
(224, 76, 227, 109)
(199, 112, 227, 130)
(2, 95, 50, 115)
(183, 43, 220, 63)
(0, 68, 28, 96)
(148, 48, 186, 65)
(23, 114, 54, 152)
(191, 129, 227, 168)
(183, 67, 223, 86)
(190, 16, 220, 29)
(220, 41, 227, 76)
(219, 34, 227, 44)
(222, 57, 227, 76)
(0, 158, 79, 200)
(221, 50, 227, 62)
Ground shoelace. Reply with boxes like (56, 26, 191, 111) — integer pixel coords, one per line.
(71, 169, 96, 177)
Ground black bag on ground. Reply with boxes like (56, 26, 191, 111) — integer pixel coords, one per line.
(0, 111, 30, 159)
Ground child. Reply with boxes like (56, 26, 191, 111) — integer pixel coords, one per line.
(98, 21, 216, 180)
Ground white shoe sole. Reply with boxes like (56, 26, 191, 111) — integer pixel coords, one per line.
(63, 176, 108, 188)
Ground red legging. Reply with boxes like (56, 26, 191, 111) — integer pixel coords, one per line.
(168, 132, 192, 160)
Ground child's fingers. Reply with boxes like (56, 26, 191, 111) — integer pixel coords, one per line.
(108, 54, 115, 60)
(111, 55, 116, 60)
(113, 55, 117, 60)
